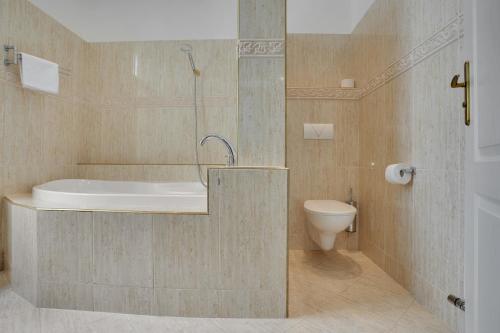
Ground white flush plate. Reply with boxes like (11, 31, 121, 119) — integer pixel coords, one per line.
(304, 123, 334, 140)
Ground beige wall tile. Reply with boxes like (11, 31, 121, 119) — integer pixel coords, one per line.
(287, 34, 353, 88)
(77, 164, 220, 183)
(2, 84, 43, 166)
(214, 169, 288, 291)
(93, 212, 153, 287)
(217, 289, 286, 318)
(37, 211, 92, 284)
(153, 214, 218, 289)
(82, 40, 238, 167)
(5, 203, 38, 304)
(93, 285, 152, 315)
(238, 58, 285, 166)
(38, 282, 93, 311)
(353, 1, 465, 330)
(152, 288, 218, 317)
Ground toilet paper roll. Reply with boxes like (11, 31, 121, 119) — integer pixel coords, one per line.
(385, 164, 412, 185)
(341, 79, 355, 88)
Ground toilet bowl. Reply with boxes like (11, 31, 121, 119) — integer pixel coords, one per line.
(304, 200, 357, 251)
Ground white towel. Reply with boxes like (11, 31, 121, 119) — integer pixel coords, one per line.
(19, 53, 59, 94)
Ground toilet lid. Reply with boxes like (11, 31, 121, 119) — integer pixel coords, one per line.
(304, 200, 357, 216)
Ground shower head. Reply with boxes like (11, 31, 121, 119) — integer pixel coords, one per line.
(180, 44, 200, 76)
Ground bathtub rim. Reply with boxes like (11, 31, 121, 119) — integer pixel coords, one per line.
(4, 194, 210, 215)
(4, 167, 289, 215)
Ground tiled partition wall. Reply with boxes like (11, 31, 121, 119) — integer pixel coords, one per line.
(352, 0, 465, 331)
(0, 0, 85, 269)
(286, 35, 359, 250)
(78, 40, 238, 180)
(5, 168, 288, 318)
(238, 0, 286, 166)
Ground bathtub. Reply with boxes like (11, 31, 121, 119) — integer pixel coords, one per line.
(32, 179, 207, 213)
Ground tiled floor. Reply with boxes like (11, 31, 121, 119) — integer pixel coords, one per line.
(0, 250, 453, 332)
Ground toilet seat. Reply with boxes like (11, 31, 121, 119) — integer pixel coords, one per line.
(304, 200, 356, 216)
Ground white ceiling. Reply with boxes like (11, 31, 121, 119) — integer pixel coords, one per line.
(29, 0, 375, 42)
(287, 0, 375, 34)
(29, 0, 238, 42)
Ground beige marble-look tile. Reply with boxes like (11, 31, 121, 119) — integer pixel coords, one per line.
(81, 39, 238, 166)
(136, 106, 195, 164)
(2, 84, 43, 166)
(217, 289, 286, 319)
(77, 164, 219, 183)
(153, 214, 217, 289)
(98, 105, 138, 163)
(85, 312, 136, 333)
(129, 315, 223, 333)
(37, 211, 92, 284)
(93, 212, 153, 287)
(213, 317, 299, 333)
(338, 279, 414, 322)
(39, 307, 114, 333)
(0, 83, 6, 166)
(40, 96, 79, 166)
(6, 203, 38, 305)
(216, 169, 288, 292)
(288, 250, 361, 296)
(239, 0, 285, 39)
(38, 282, 93, 311)
(93, 285, 152, 315)
(391, 301, 454, 333)
(0, 289, 41, 333)
(1, 249, 453, 332)
(238, 57, 285, 166)
(152, 288, 218, 317)
(287, 34, 353, 88)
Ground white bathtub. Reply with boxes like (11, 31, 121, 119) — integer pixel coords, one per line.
(32, 179, 207, 213)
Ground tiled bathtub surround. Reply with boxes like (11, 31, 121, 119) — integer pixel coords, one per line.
(352, 0, 464, 331)
(5, 168, 288, 318)
(0, 0, 284, 269)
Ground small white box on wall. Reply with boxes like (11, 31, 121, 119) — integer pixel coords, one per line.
(303, 123, 334, 140)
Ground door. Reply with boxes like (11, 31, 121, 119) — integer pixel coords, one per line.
(463, 0, 500, 332)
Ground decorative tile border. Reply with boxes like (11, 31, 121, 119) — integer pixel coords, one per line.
(287, 15, 462, 100)
(239, 39, 285, 58)
(359, 15, 462, 98)
(287, 87, 363, 100)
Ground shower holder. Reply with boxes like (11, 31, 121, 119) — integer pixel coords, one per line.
(399, 166, 416, 177)
(3, 44, 21, 66)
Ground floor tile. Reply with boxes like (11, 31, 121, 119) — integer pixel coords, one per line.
(0, 251, 453, 333)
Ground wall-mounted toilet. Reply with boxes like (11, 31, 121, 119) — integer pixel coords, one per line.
(304, 200, 357, 251)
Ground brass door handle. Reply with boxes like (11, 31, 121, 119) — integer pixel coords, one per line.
(451, 61, 471, 126)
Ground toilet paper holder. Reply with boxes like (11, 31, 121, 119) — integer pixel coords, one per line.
(400, 166, 416, 177)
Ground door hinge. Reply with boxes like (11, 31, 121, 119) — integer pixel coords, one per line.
(447, 294, 466, 311)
